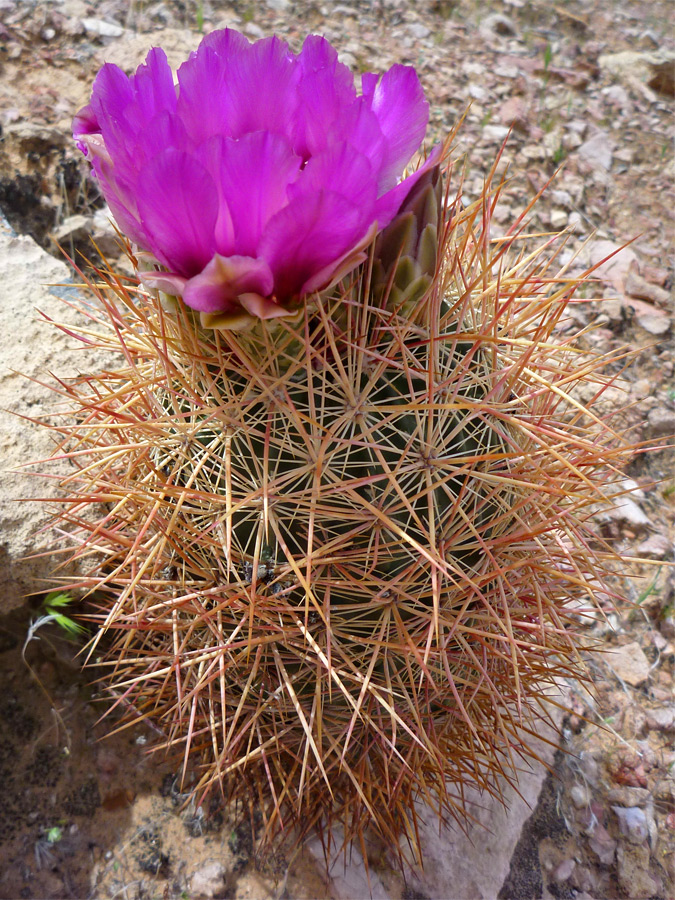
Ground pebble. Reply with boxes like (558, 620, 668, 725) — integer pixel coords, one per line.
(407, 23, 431, 39)
(606, 642, 651, 687)
(190, 861, 227, 898)
(550, 209, 568, 229)
(645, 406, 675, 438)
(482, 124, 511, 142)
(644, 706, 675, 732)
(82, 17, 124, 37)
(635, 533, 672, 560)
(570, 783, 591, 808)
(578, 131, 615, 172)
(589, 823, 617, 864)
(613, 806, 649, 843)
(637, 313, 671, 335)
(624, 269, 671, 306)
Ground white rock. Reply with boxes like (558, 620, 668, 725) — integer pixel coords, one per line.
(0, 215, 100, 611)
(82, 17, 124, 38)
(482, 124, 511, 142)
(266, 0, 290, 10)
(407, 23, 431, 40)
(606, 642, 651, 687)
(637, 313, 671, 336)
(550, 209, 568, 230)
(578, 131, 615, 172)
(613, 806, 649, 844)
(190, 861, 226, 897)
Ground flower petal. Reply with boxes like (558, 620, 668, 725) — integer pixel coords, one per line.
(198, 131, 302, 258)
(290, 141, 376, 208)
(136, 149, 218, 276)
(292, 34, 357, 159)
(373, 144, 443, 229)
(260, 190, 369, 300)
(362, 65, 429, 193)
(177, 34, 299, 145)
(182, 254, 274, 313)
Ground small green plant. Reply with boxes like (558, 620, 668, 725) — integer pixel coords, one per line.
(46, 825, 63, 844)
(41, 591, 86, 638)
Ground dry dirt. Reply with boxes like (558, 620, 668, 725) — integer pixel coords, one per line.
(0, 1, 674, 899)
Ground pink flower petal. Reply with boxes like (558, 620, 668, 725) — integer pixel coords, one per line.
(260, 190, 369, 300)
(198, 131, 302, 258)
(177, 35, 299, 145)
(373, 143, 443, 228)
(136, 149, 218, 276)
(363, 65, 429, 193)
(292, 34, 356, 160)
(290, 141, 376, 208)
(182, 254, 274, 313)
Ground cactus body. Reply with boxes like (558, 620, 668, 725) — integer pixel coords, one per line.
(46, 170, 631, 859)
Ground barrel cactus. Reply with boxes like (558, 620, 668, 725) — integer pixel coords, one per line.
(42, 29, 632, 862)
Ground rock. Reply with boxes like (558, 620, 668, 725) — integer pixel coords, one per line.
(644, 706, 675, 732)
(587, 240, 638, 291)
(588, 823, 617, 864)
(553, 858, 575, 882)
(624, 270, 671, 307)
(550, 209, 568, 229)
(407, 23, 431, 40)
(606, 642, 650, 687)
(600, 50, 675, 99)
(578, 131, 615, 173)
(190, 861, 226, 897)
(480, 13, 517, 37)
(613, 806, 649, 843)
(3, 121, 67, 150)
(635, 534, 672, 560)
(0, 214, 100, 611)
(266, 0, 290, 10)
(482, 124, 511, 142)
(52, 214, 90, 244)
(82, 17, 124, 38)
(617, 843, 661, 898)
(570, 783, 590, 808)
(645, 407, 675, 439)
(637, 313, 671, 335)
(600, 493, 650, 529)
(608, 786, 650, 807)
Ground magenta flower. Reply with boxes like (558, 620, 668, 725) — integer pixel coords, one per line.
(74, 29, 439, 327)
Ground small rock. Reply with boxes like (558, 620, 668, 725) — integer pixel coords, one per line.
(645, 706, 675, 732)
(244, 22, 265, 39)
(550, 209, 568, 229)
(407, 23, 431, 40)
(190, 861, 226, 898)
(82, 17, 124, 37)
(624, 270, 671, 307)
(265, 0, 290, 10)
(588, 240, 638, 291)
(635, 534, 672, 560)
(636, 313, 671, 336)
(482, 124, 511, 142)
(481, 13, 517, 37)
(570, 783, 590, 809)
(52, 214, 90, 244)
(553, 858, 575, 882)
(645, 406, 675, 438)
(578, 131, 615, 172)
(589, 823, 617, 864)
(613, 806, 649, 843)
(606, 642, 650, 687)
(608, 786, 650, 807)
(601, 493, 650, 529)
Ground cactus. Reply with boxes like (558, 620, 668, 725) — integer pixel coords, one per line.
(41, 155, 633, 862)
